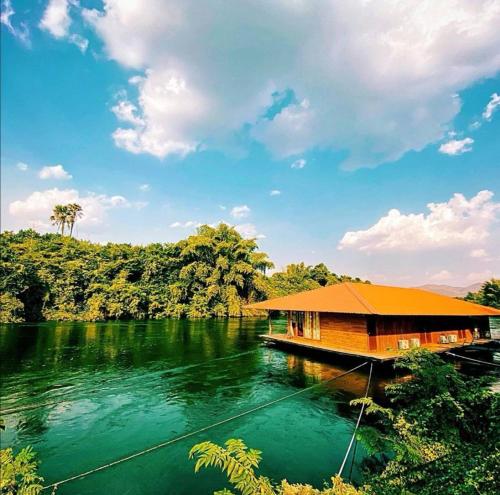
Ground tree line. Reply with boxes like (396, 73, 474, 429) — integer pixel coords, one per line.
(0, 225, 366, 323)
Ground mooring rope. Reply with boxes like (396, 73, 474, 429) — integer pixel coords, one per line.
(0, 349, 261, 416)
(42, 361, 369, 491)
(337, 361, 374, 478)
(445, 351, 500, 368)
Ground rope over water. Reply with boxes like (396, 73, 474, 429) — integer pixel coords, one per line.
(337, 361, 374, 477)
(42, 361, 369, 491)
(445, 351, 500, 368)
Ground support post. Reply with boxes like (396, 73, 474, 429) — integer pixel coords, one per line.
(268, 312, 272, 335)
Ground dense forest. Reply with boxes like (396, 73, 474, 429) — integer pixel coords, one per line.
(0, 226, 366, 323)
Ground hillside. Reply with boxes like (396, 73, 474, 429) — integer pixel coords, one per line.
(416, 282, 484, 298)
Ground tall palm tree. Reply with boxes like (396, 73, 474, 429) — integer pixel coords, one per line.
(67, 203, 83, 237)
(50, 205, 69, 235)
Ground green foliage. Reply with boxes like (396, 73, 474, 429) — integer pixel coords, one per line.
(189, 439, 365, 495)
(464, 278, 500, 309)
(0, 446, 44, 495)
(358, 349, 500, 495)
(1, 226, 366, 323)
(0, 225, 274, 322)
(265, 262, 368, 299)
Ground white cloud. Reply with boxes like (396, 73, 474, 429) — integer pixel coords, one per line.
(218, 205, 227, 211)
(16, 161, 28, 171)
(84, 0, 500, 168)
(466, 270, 495, 283)
(139, 183, 150, 192)
(1, 0, 30, 46)
(39, 164, 72, 180)
(230, 205, 251, 219)
(338, 190, 500, 252)
(8, 187, 130, 229)
(39, 0, 89, 52)
(429, 270, 452, 282)
(482, 93, 500, 121)
(439, 137, 474, 155)
(291, 158, 306, 169)
(470, 248, 487, 258)
(234, 223, 265, 240)
(68, 33, 89, 53)
(169, 220, 200, 228)
(39, 0, 71, 38)
(270, 189, 281, 196)
(111, 99, 144, 126)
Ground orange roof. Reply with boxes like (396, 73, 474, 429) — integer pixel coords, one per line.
(246, 282, 500, 316)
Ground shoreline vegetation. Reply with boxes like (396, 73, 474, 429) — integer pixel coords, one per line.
(0, 225, 368, 324)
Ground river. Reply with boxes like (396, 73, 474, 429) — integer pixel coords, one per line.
(1, 319, 392, 494)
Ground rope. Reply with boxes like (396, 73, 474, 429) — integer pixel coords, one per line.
(42, 361, 369, 491)
(0, 349, 260, 416)
(337, 361, 374, 478)
(445, 352, 500, 368)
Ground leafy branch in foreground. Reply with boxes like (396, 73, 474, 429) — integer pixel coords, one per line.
(189, 439, 365, 495)
(0, 446, 44, 495)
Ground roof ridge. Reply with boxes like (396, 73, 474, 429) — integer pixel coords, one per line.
(343, 282, 377, 314)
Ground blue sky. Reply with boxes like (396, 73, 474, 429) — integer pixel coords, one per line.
(1, 0, 499, 286)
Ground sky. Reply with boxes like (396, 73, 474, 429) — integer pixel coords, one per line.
(1, 0, 500, 287)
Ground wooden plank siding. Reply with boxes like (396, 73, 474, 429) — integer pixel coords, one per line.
(284, 313, 491, 355)
(319, 313, 368, 351)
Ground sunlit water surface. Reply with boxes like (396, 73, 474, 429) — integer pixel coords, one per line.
(1, 319, 392, 494)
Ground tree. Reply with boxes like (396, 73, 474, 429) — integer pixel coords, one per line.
(67, 203, 83, 237)
(464, 279, 500, 309)
(49, 204, 69, 235)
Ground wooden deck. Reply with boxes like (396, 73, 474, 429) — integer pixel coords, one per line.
(261, 334, 495, 362)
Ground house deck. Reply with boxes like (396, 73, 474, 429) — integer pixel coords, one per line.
(261, 334, 495, 362)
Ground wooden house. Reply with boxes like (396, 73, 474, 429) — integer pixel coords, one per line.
(246, 282, 500, 361)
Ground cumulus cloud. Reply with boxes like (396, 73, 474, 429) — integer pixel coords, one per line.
(270, 189, 281, 196)
(39, 164, 72, 180)
(40, 0, 89, 52)
(439, 137, 474, 155)
(8, 187, 131, 229)
(482, 93, 500, 121)
(429, 270, 452, 282)
(234, 223, 265, 239)
(466, 270, 495, 283)
(83, 0, 500, 168)
(338, 190, 500, 252)
(68, 33, 88, 53)
(39, 0, 71, 38)
(291, 158, 306, 169)
(230, 205, 251, 219)
(16, 161, 29, 171)
(1, 0, 30, 46)
(170, 220, 200, 228)
(470, 248, 487, 258)
(139, 183, 150, 192)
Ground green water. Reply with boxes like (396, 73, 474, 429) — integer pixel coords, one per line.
(0, 319, 386, 494)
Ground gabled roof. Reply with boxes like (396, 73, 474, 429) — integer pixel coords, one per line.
(246, 282, 500, 316)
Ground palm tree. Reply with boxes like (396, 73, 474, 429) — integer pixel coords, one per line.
(50, 205, 69, 235)
(67, 203, 83, 237)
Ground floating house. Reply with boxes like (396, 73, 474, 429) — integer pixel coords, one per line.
(246, 282, 500, 361)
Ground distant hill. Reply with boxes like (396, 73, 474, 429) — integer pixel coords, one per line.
(416, 282, 484, 298)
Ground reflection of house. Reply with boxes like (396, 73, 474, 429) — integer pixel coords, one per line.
(246, 283, 500, 361)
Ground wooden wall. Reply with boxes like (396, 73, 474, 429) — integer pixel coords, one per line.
(315, 313, 489, 353)
(319, 313, 368, 351)
(370, 316, 485, 352)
